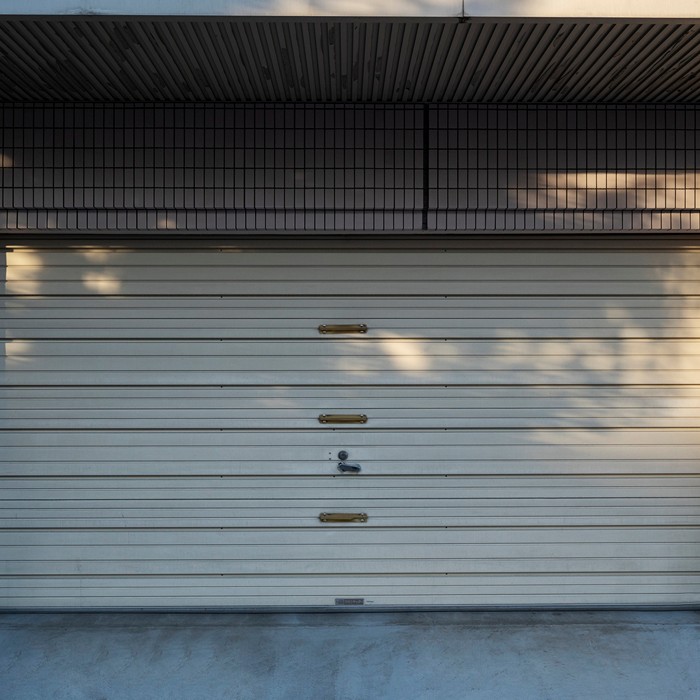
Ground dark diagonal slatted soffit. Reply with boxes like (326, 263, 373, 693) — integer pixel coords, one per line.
(0, 16, 699, 103)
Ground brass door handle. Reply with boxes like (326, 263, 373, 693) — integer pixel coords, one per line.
(319, 414, 368, 424)
(319, 513, 368, 523)
(318, 324, 368, 334)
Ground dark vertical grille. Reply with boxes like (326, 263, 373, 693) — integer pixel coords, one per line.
(1, 103, 698, 232)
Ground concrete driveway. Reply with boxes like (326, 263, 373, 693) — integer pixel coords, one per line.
(1, 610, 699, 699)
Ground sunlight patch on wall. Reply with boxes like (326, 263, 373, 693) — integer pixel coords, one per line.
(157, 213, 178, 230)
(81, 272, 122, 295)
(6, 250, 43, 266)
(258, 395, 299, 409)
(4, 340, 34, 364)
(377, 338, 431, 372)
(537, 171, 700, 210)
(5, 250, 43, 295)
(79, 249, 119, 264)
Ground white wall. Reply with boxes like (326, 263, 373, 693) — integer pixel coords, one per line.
(0, 0, 698, 18)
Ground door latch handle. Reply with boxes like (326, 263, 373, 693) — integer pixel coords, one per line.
(320, 512, 368, 523)
(337, 461, 362, 473)
(318, 324, 368, 334)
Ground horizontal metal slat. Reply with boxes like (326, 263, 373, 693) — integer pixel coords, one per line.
(5, 557, 698, 577)
(16, 479, 692, 494)
(3, 593, 699, 607)
(13, 265, 700, 283)
(9, 249, 700, 267)
(10, 248, 700, 264)
(3, 505, 699, 529)
(6, 294, 700, 340)
(10, 338, 700, 356)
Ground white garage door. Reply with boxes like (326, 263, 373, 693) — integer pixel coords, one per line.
(2, 237, 700, 609)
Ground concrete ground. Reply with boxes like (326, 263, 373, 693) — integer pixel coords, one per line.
(1, 610, 699, 700)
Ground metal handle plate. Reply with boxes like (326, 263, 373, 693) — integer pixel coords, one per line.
(318, 324, 368, 334)
(319, 414, 368, 424)
(319, 512, 368, 523)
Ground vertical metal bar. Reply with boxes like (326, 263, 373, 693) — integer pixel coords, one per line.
(422, 103, 429, 230)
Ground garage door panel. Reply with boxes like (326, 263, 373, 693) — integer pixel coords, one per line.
(9, 248, 700, 265)
(3, 430, 700, 474)
(9, 322, 699, 342)
(9, 248, 700, 267)
(4, 474, 700, 496)
(7, 370, 698, 386)
(4, 531, 700, 585)
(5, 416, 700, 430)
(13, 264, 700, 284)
(4, 386, 700, 430)
(6, 517, 699, 529)
(6, 527, 700, 546)
(10, 339, 700, 357)
(3, 241, 700, 609)
(6, 384, 700, 404)
(6, 573, 700, 590)
(9, 246, 700, 297)
(6, 294, 696, 309)
(7, 295, 700, 341)
(5, 488, 699, 528)
(5, 326, 696, 341)
(5, 593, 698, 608)
(4, 510, 699, 529)
(3, 595, 698, 608)
(6, 557, 698, 577)
(2, 583, 695, 610)
(4, 593, 699, 608)
(5, 428, 700, 445)
(4, 460, 699, 477)
(5, 339, 697, 390)
(3, 428, 699, 450)
(10, 280, 700, 296)
(7, 491, 700, 506)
